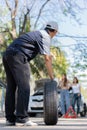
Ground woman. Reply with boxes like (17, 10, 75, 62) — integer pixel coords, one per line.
(72, 77, 81, 116)
(59, 73, 71, 116)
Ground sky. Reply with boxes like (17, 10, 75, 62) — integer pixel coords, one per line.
(29, 0, 87, 46)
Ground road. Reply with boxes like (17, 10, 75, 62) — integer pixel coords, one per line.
(0, 117, 87, 130)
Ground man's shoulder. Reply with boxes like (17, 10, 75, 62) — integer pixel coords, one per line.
(26, 30, 40, 35)
(39, 30, 50, 38)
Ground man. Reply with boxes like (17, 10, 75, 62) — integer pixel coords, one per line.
(2, 21, 58, 126)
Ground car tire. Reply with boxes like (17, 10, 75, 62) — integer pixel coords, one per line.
(80, 103, 86, 117)
(44, 80, 58, 125)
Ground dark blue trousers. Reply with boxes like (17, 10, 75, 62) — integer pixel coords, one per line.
(2, 51, 30, 122)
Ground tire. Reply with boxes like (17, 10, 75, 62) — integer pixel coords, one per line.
(80, 103, 86, 117)
(44, 80, 58, 125)
(84, 103, 86, 116)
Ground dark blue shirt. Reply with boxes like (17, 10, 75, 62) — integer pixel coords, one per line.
(8, 30, 51, 61)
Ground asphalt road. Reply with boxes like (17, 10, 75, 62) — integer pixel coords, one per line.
(0, 117, 87, 130)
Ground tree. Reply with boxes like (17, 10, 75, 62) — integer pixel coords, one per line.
(0, 0, 32, 81)
(0, 0, 87, 81)
(0, 0, 53, 81)
(30, 46, 68, 79)
(51, 46, 69, 78)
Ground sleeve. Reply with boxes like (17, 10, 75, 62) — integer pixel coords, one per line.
(39, 30, 51, 55)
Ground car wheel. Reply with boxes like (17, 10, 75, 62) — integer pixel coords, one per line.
(44, 80, 58, 125)
(80, 103, 86, 117)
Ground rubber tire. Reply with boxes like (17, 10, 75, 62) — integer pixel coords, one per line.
(80, 103, 86, 117)
(44, 80, 58, 125)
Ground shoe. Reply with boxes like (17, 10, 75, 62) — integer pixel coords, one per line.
(16, 118, 26, 123)
(24, 120, 38, 126)
(6, 120, 15, 126)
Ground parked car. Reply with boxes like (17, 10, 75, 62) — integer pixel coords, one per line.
(28, 87, 86, 117)
(28, 87, 43, 116)
(0, 80, 6, 113)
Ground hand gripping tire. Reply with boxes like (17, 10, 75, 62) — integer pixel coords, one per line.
(44, 80, 58, 125)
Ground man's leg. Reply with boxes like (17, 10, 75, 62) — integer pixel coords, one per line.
(5, 53, 30, 122)
(3, 54, 16, 123)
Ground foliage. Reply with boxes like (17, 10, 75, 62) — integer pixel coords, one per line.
(0, 0, 87, 81)
(30, 55, 47, 79)
(0, 0, 69, 81)
(50, 46, 69, 78)
(30, 46, 68, 79)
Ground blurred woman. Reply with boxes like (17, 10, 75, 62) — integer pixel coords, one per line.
(72, 77, 81, 115)
(59, 73, 71, 116)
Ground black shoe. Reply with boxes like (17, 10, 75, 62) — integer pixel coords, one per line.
(6, 120, 15, 126)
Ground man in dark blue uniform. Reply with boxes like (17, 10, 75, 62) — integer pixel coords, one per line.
(2, 21, 58, 126)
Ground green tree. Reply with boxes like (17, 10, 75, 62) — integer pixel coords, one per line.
(51, 46, 69, 78)
(0, 0, 52, 81)
(1, 0, 86, 81)
(30, 46, 68, 79)
(0, 0, 32, 81)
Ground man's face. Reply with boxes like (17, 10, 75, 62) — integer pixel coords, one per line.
(51, 30, 58, 38)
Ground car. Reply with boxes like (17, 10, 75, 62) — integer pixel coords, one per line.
(28, 87, 44, 117)
(0, 80, 6, 113)
(28, 87, 86, 117)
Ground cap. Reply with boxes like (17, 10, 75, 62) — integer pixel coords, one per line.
(45, 21, 58, 31)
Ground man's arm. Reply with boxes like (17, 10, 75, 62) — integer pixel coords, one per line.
(44, 54, 54, 80)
